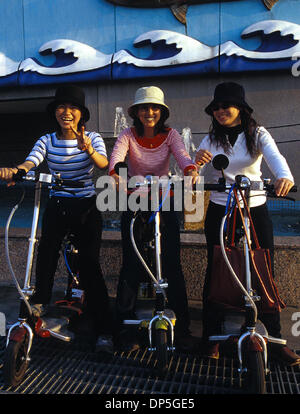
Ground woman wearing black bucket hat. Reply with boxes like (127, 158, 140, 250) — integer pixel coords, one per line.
(195, 82, 299, 366)
(0, 84, 115, 352)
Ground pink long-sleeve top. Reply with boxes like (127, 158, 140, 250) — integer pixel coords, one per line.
(109, 127, 196, 177)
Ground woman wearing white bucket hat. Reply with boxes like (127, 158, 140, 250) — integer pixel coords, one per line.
(127, 86, 170, 119)
(109, 86, 199, 352)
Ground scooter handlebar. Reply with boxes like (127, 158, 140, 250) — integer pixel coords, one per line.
(120, 175, 298, 197)
(265, 183, 297, 194)
(12, 170, 85, 188)
(112, 162, 298, 196)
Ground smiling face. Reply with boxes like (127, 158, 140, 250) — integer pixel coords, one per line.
(137, 104, 162, 132)
(55, 102, 82, 132)
(212, 103, 241, 127)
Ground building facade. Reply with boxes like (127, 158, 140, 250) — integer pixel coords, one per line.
(0, 0, 299, 196)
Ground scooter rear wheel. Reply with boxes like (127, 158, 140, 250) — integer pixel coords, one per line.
(244, 350, 266, 394)
(155, 329, 168, 378)
(3, 338, 29, 387)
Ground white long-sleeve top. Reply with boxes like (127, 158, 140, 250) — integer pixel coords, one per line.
(197, 126, 294, 207)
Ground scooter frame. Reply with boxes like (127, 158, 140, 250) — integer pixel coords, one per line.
(208, 174, 287, 383)
(4, 170, 85, 385)
(118, 174, 178, 357)
(128, 207, 176, 352)
(5, 172, 51, 364)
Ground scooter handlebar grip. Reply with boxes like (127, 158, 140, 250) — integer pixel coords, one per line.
(12, 168, 27, 182)
(57, 179, 85, 188)
(203, 183, 227, 191)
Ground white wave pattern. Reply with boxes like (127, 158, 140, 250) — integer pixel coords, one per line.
(20, 39, 112, 74)
(223, 20, 300, 59)
(118, 20, 300, 67)
(0, 53, 19, 76)
(113, 30, 218, 66)
(1, 20, 300, 77)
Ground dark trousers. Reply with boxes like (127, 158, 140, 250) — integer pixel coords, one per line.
(116, 209, 190, 336)
(203, 201, 281, 339)
(31, 196, 113, 335)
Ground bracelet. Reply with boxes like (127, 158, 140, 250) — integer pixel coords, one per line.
(88, 149, 96, 157)
(184, 165, 197, 175)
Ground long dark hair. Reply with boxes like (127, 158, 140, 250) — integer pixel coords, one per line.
(209, 108, 259, 157)
(131, 105, 169, 136)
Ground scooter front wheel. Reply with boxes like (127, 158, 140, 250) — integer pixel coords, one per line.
(155, 328, 168, 378)
(3, 338, 29, 387)
(244, 350, 266, 394)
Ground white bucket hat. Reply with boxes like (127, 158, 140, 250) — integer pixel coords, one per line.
(128, 86, 170, 119)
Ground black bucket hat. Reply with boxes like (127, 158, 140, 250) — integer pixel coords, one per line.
(205, 82, 253, 116)
(47, 84, 90, 122)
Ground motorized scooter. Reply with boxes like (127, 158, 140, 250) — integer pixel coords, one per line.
(3, 169, 86, 387)
(207, 154, 297, 394)
(114, 163, 179, 377)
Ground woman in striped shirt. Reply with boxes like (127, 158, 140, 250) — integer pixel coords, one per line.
(0, 85, 114, 352)
(109, 86, 199, 352)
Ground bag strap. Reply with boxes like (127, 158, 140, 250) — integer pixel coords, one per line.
(233, 188, 260, 249)
(229, 206, 237, 246)
(240, 190, 261, 249)
(234, 188, 276, 305)
(224, 194, 235, 246)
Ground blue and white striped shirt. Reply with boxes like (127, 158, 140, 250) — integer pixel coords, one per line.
(26, 131, 107, 198)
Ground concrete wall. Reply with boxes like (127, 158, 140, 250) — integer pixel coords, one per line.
(0, 229, 299, 307)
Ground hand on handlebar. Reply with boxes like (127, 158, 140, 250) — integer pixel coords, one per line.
(185, 168, 200, 185)
(0, 167, 18, 187)
(111, 173, 127, 193)
(274, 178, 295, 197)
(195, 149, 213, 167)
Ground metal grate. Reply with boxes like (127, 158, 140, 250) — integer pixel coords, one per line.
(0, 337, 299, 395)
(267, 200, 300, 216)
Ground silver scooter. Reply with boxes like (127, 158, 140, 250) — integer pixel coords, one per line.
(114, 164, 177, 377)
(207, 155, 296, 394)
(3, 169, 85, 387)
